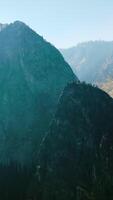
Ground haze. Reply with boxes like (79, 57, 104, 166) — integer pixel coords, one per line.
(0, 0, 113, 48)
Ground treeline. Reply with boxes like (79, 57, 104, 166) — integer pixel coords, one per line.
(0, 162, 34, 200)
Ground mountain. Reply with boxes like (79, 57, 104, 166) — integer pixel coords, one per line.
(61, 41, 113, 97)
(28, 82, 113, 200)
(0, 21, 76, 166)
(0, 23, 8, 32)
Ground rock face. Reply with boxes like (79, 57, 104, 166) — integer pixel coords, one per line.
(30, 82, 113, 200)
(61, 41, 113, 97)
(0, 21, 76, 166)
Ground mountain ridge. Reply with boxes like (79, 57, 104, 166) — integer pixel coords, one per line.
(61, 41, 113, 97)
(0, 20, 76, 166)
(28, 82, 113, 200)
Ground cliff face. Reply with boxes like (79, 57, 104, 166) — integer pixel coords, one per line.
(30, 82, 113, 200)
(0, 21, 76, 166)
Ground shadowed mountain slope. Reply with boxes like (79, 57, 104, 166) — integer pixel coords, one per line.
(29, 82, 113, 200)
(0, 21, 76, 166)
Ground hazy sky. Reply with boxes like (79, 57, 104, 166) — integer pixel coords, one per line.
(0, 0, 113, 48)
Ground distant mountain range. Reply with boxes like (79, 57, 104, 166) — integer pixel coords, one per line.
(61, 41, 113, 97)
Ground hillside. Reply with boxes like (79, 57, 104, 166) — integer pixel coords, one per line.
(0, 21, 76, 165)
(28, 82, 113, 200)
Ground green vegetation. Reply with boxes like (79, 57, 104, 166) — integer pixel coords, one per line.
(29, 82, 113, 200)
(0, 21, 76, 166)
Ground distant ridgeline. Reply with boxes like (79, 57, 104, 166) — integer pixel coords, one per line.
(61, 41, 113, 97)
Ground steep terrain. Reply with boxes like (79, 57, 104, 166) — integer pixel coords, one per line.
(29, 82, 113, 200)
(0, 21, 76, 165)
(61, 41, 113, 97)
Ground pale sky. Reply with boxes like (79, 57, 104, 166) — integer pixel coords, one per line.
(0, 0, 113, 48)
